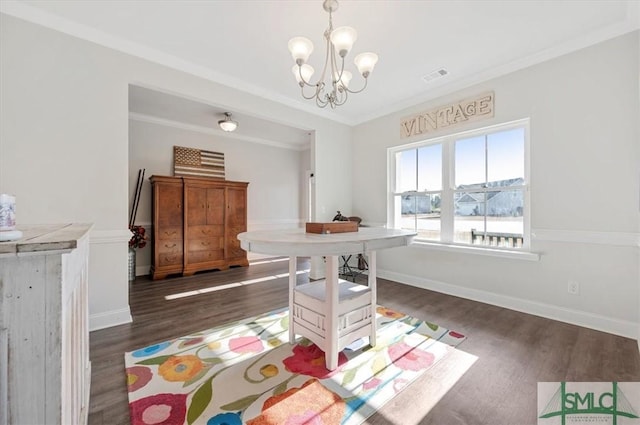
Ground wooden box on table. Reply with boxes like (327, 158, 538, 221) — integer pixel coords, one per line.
(305, 221, 358, 234)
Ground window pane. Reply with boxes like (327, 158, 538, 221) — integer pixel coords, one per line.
(487, 128, 524, 184)
(401, 195, 440, 240)
(399, 194, 417, 231)
(396, 149, 416, 192)
(417, 144, 442, 191)
(455, 136, 485, 187)
(485, 190, 524, 247)
(454, 192, 485, 244)
(454, 190, 524, 247)
(417, 194, 441, 241)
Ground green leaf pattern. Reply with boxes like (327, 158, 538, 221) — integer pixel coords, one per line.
(187, 376, 213, 425)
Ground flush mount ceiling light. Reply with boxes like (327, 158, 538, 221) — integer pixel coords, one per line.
(218, 112, 238, 132)
(288, 0, 378, 109)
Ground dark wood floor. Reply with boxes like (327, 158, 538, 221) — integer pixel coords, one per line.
(88, 257, 640, 425)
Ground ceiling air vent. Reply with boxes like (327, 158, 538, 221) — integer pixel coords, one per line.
(422, 68, 449, 83)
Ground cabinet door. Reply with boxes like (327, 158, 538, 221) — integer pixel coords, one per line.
(157, 184, 183, 228)
(186, 185, 207, 226)
(226, 186, 247, 259)
(185, 185, 225, 264)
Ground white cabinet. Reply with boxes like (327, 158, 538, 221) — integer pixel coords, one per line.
(0, 224, 92, 425)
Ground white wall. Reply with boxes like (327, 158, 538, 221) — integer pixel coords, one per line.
(353, 31, 640, 338)
(0, 14, 351, 330)
(128, 118, 309, 271)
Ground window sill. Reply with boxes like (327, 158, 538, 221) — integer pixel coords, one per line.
(410, 240, 540, 261)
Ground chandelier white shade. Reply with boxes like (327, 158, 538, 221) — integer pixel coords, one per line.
(288, 37, 314, 63)
(288, 0, 378, 109)
(218, 112, 238, 132)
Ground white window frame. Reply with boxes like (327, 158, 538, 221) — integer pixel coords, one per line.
(388, 118, 535, 257)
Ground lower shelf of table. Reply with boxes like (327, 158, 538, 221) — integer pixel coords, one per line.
(292, 279, 375, 353)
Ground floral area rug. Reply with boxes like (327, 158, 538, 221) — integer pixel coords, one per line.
(124, 306, 467, 425)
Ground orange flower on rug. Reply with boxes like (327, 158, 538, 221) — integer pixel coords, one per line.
(247, 378, 345, 425)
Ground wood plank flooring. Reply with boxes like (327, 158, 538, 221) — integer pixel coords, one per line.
(88, 257, 640, 425)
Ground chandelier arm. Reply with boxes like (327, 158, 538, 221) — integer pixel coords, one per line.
(333, 54, 346, 82)
(334, 85, 348, 106)
(343, 76, 369, 94)
(317, 31, 333, 93)
(300, 82, 324, 100)
(316, 93, 329, 108)
(296, 66, 320, 88)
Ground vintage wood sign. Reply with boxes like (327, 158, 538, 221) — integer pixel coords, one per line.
(400, 91, 494, 139)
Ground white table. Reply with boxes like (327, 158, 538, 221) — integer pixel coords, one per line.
(238, 227, 416, 369)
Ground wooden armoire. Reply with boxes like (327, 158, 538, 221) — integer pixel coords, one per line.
(150, 175, 249, 280)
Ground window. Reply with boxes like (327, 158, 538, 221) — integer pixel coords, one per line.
(389, 119, 529, 250)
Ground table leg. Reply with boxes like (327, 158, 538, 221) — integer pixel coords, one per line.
(325, 255, 339, 370)
(368, 251, 377, 347)
(288, 256, 296, 345)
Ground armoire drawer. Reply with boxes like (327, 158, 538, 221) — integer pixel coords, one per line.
(157, 226, 182, 241)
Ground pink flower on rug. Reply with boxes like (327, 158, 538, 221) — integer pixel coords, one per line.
(127, 366, 153, 392)
(178, 336, 205, 349)
(283, 343, 347, 379)
(393, 378, 409, 393)
(387, 342, 435, 371)
(129, 393, 187, 425)
(229, 336, 264, 354)
(362, 377, 382, 391)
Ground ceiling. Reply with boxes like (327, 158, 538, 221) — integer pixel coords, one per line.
(2, 0, 638, 141)
(129, 85, 312, 150)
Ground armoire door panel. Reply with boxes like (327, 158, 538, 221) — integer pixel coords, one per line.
(157, 185, 183, 226)
(226, 188, 247, 227)
(186, 186, 208, 226)
(206, 188, 225, 224)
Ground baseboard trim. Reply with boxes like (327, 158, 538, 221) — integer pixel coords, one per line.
(89, 307, 132, 332)
(378, 269, 638, 340)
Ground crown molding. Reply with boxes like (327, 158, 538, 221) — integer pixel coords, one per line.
(352, 9, 640, 125)
(129, 112, 309, 151)
(0, 1, 353, 126)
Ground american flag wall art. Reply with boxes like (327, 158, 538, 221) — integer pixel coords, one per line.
(173, 146, 225, 179)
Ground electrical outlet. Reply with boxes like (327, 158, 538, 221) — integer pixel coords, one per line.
(568, 280, 580, 295)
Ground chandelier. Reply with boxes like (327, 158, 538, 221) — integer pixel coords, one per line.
(288, 0, 378, 109)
